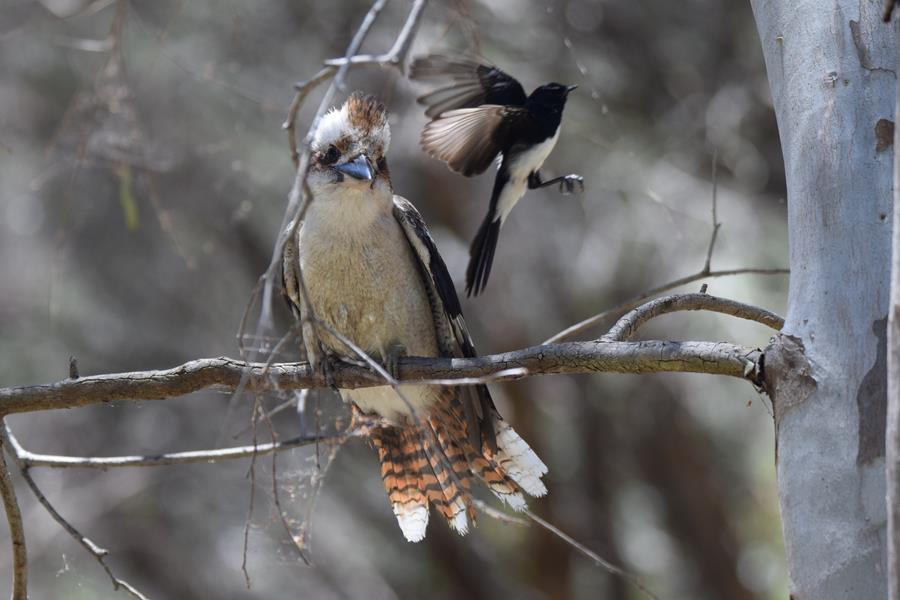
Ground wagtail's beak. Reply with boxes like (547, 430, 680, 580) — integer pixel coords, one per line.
(336, 154, 374, 181)
(565, 84, 578, 95)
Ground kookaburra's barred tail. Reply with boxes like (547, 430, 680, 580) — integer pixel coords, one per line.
(370, 394, 548, 542)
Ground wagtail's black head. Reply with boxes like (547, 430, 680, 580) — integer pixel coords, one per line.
(528, 83, 577, 111)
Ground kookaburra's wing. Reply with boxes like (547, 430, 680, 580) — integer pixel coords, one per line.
(410, 54, 527, 118)
(392, 195, 497, 451)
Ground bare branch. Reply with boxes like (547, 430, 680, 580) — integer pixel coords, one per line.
(0, 340, 763, 416)
(544, 155, 786, 345)
(543, 268, 788, 344)
(284, 67, 335, 169)
(0, 427, 27, 600)
(703, 149, 721, 274)
(284, 0, 428, 166)
(322, 0, 429, 69)
(18, 467, 148, 599)
(6, 429, 347, 470)
(602, 293, 784, 342)
(2, 426, 148, 599)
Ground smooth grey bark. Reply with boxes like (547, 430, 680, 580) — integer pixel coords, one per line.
(889, 15, 900, 600)
(751, 1, 894, 598)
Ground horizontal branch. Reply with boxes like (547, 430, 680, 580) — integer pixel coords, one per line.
(0, 340, 763, 415)
(4, 421, 347, 469)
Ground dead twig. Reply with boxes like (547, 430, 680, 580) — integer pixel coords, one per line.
(2, 426, 148, 600)
(703, 149, 721, 274)
(524, 509, 659, 600)
(544, 152, 787, 345)
(284, 0, 428, 166)
(4, 426, 346, 470)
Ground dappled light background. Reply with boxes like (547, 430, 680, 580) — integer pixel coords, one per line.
(0, 1, 787, 598)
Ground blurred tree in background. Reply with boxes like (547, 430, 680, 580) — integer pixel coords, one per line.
(0, 1, 790, 598)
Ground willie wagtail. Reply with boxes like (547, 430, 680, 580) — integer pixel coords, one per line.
(410, 54, 583, 296)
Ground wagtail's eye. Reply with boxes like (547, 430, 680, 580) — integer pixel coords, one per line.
(322, 145, 340, 165)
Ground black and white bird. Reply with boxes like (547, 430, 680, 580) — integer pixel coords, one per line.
(282, 92, 548, 542)
(410, 55, 583, 296)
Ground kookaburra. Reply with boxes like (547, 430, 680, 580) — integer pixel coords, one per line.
(282, 92, 547, 542)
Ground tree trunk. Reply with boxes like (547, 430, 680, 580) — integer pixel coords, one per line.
(889, 15, 900, 600)
(751, 1, 893, 597)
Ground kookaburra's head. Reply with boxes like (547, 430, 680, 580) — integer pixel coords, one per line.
(309, 92, 392, 198)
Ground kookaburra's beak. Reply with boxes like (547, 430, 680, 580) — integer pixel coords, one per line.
(336, 154, 374, 181)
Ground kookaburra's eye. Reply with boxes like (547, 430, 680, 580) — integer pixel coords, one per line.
(322, 145, 340, 165)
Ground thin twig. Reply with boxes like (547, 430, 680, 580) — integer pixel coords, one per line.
(240, 484, 255, 588)
(241, 399, 262, 588)
(545, 152, 785, 345)
(294, 433, 342, 565)
(17, 467, 149, 599)
(413, 367, 529, 386)
(285, 0, 428, 165)
(322, 0, 428, 70)
(471, 499, 529, 527)
(236, 276, 264, 359)
(524, 509, 659, 600)
(232, 394, 302, 440)
(257, 397, 311, 565)
(542, 268, 788, 344)
(6, 430, 345, 470)
(703, 149, 721, 274)
(0, 426, 28, 600)
(602, 293, 783, 342)
(1, 425, 149, 600)
(284, 67, 336, 169)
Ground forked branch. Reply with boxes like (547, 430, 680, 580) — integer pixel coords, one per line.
(1, 292, 776, 416)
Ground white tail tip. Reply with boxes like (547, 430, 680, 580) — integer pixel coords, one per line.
(495, 420, 549, 498)
(394, 504, 428, 543)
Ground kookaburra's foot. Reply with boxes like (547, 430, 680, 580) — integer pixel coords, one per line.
(381, 342, 407, 383)
(313, 348, 341, 392)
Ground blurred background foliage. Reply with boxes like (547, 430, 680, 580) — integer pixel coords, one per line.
(0, 0, 788, 598)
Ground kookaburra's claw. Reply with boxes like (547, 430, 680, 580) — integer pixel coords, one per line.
(559, 174, 584, 195)
(382, 342, 407, 382)
(320, 352, 339, 391)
